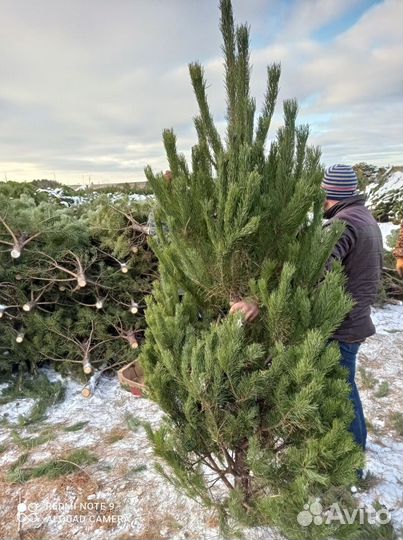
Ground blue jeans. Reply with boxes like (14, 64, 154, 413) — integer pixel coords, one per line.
(338, 341, 367, 451)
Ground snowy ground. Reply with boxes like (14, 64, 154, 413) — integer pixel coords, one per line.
(368, 171, 403, 203)
(379, 222, 400, 251)
(358, 304, 403, 529)
(0, 304, 402, 540)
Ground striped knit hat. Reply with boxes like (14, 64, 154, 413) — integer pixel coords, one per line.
(321, 164, 358, 200)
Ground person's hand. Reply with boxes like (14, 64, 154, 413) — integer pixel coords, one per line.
(229, 300, 260, 322)
(163, 170, 173, 184)
(396, 257, 403, 278)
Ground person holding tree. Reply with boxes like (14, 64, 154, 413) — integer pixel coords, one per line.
(231, 164, 383, 451)
(141, 0, 376, 533)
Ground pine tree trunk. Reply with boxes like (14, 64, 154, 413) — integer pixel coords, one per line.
(234, 440, 253, 500)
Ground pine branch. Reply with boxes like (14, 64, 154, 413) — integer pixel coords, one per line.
(220, 0, 237, 139)
(254, 62, 281, 148)
(189, 63, 223, 160)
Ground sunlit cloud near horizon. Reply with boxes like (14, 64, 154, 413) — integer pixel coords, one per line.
(1, 0, 402, 185)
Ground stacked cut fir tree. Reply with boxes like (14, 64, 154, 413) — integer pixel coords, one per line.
(0, 188, 156, 394)
(140, 1, 368, 538)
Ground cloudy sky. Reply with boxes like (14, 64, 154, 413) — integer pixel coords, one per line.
(1, 0, 402, 185)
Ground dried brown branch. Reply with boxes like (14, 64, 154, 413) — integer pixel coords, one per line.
(112, 319, 139, 349)
(36, 250, 88, 288)
(22, 284, 54, 312)
(108, 205, 150, 236)
(0, 215, 42, 258)
(96, 247, 130, 273)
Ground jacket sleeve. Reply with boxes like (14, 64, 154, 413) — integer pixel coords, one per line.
(325, 223, 358, 271)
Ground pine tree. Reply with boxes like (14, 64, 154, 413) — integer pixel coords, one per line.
(0, 189, 156, 393)
(140, 1, 364, 537)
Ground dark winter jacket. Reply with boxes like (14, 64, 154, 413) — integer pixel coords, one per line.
(324, 195, 383, 343)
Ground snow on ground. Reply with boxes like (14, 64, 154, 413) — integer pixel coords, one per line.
(0, 304, 402, 540)
(37, 187, 153, 207)
(366, 168, 403, 222)
(358, 304, 403, 528)
(379, 222, 400, 251)
(0, 398, 37, 428)
(369, 171, 403, 201)
(370, 303, 403, 334)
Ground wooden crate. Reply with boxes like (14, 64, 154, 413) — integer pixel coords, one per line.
(118, 360, 145, 397)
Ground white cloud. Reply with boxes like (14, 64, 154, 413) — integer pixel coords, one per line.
(280, 0, 363, 39)
(245, 0, 403, 166)
(0, 0, 401, 184)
